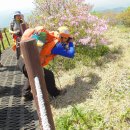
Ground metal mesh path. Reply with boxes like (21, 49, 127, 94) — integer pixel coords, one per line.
(0, 48, 40, 130)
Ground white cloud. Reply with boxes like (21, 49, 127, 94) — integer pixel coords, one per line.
(0, 0, 34, 12)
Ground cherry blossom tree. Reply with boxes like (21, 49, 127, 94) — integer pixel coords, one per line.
(30, 0, 108, 46)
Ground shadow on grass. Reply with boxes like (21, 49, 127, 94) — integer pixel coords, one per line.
(51, 72, 101, 108)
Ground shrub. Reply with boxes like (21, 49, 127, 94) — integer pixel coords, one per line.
(46, 44, 110, 71)
(76, 44, 109, 58)
(117, 7, 130, 27)
(102, 12, 120, 26)
(29, 0, 108, 46)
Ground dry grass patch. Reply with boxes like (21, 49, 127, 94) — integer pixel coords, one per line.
(51, 26, 130, 129)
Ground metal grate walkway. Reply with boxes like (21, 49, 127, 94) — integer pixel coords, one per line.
(0, 48, 40, 130)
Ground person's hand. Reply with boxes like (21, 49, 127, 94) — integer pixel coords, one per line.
(14, 30, 20, 34)
(67, 37, 73, 43)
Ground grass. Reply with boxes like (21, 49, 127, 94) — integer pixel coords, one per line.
(114, 25, 130, 33)
(56, 106, 104, 130)
(50, 25, 130, 130)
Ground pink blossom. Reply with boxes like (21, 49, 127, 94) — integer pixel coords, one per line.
(79, 37, 91, 45)
(100, 38, 108, 45)
(32, 0, 108, 46)
(85, 29, 92, 34)
(75, 32, 79, 36)
(61, 16, 67, 21)
(71, 21, 76, 26)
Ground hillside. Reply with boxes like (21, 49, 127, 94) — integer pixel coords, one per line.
(52, 26, 130, 129)
(97, 7, 126, 13)
(101, 7, 126, 12)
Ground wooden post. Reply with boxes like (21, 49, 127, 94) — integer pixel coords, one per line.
(0, 44, 1, 58)
(0, 31, 5, 50)
(0, 30, 3, 40)
(20, 38, 55, 130)
(3, 28, 10, 46)
(0, 39, 5, 50)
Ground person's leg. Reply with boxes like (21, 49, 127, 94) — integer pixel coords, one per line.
(22, 66, 63, 98)
(17, 56, 32, 100)
(21, 66, 61, 99)
(16, 37, 21, 60)
(18, 56, 65, 100)
(44, 68, 61, 97)
(22, 79, 33, 100)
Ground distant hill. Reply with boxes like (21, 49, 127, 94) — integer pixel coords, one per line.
(98, 7, 126, 13)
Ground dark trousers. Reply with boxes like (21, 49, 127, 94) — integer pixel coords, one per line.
(17, 56, 60, 97)
(15, 37, 21, 60)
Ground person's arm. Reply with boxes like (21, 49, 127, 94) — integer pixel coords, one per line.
(9, 21, 20, 34)
(9, 29, 20, 35)
(51, 42, 75, 58)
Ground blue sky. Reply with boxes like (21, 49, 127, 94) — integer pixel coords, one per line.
(0, 0, 130, 13)
(0, 0, 34, 12)
(0, 0, 34, 27)
(0, 0, 130, 12)
(0, 0, 130, 27)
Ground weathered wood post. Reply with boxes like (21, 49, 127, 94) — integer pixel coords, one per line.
(20, 38, 55, 130)
(0, 31, 2, 58)
(3, 28, 10, 46)
(0, 30, 5, 50)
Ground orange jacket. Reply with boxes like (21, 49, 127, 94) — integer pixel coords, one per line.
(21, 26, 58, 66)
